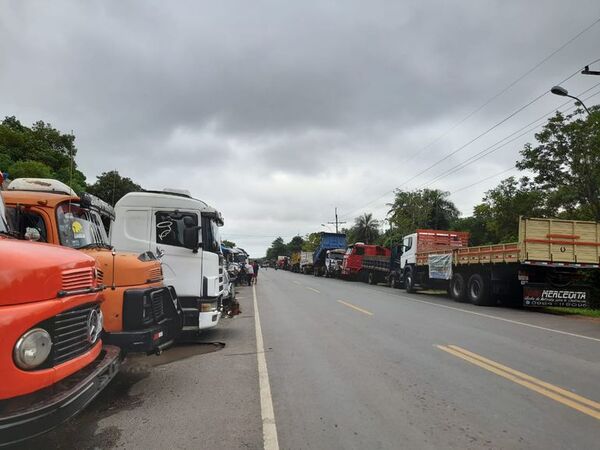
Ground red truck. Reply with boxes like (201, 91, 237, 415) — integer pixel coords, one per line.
(341, 243, 390, 280)
(0, 196, 120, 445)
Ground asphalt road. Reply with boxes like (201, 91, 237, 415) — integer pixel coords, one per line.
(18, 269, 600, 449)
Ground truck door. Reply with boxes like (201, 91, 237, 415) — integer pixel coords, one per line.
(152, 209, 202, 296)
(400, 234, 415, 269)
(111, 208, 151, 253)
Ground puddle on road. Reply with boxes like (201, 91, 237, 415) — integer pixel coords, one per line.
(16, 342, 224, 450)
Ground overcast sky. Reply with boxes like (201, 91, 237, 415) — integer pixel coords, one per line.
(2, 1, 600, 256)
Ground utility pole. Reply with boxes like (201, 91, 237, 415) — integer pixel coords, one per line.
(327, 207, 346, 234)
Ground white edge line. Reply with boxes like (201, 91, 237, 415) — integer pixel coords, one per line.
(253, 284, 280, 450)
(394, 293, 600, 343)
(306, 287, 321, 294)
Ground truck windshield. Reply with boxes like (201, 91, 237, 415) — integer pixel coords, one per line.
(56, 202, 110, 249)
(0, 196, 8, 234)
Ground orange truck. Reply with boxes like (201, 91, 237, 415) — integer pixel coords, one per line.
(2, 178, 182, 355)
(0, 193, 120, 446)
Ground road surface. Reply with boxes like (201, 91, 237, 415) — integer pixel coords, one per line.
(23, 269, 600, 449)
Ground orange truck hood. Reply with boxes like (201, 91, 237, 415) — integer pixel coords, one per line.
(82, 249, 162, 287)
(0, 237, 96, 306)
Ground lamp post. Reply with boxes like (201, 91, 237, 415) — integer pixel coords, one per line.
(550, 85, 591, 114)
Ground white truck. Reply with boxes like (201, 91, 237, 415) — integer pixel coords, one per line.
(111, 189, 225, 333)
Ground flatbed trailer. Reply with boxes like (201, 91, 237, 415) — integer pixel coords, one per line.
(403, 217, 600, 307)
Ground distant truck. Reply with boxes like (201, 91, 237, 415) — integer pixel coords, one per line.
(277, 256, 289, 270)
(324, 248, 346, 278)
(3, 178, 182, 354)
(395, 217, 600, 307)
(290, 251, 302, 272)
(0, 194, 119, 445)
(341, 243, 390, 280)
(312, 232, 347, 277)
(299, 251, 313, 274)
(111, 189, 227, 334)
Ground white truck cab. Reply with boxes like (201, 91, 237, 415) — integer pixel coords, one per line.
(110, 189, 224, 333)
(399, 233, 417, 270)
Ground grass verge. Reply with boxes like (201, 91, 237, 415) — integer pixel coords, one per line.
(542, 307, 600, 318)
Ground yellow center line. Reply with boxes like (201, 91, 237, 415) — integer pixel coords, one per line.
(337, 300, 373, 316)
(305, 287, 320, 294)
(437, 344, 600, 421)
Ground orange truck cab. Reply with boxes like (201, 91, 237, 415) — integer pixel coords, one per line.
(0, 192, 120, 446)
(2, 178, 182, 355)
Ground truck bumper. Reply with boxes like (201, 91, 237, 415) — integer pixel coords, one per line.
(102, 314, 181, 354)
(0, 345, 120, 447)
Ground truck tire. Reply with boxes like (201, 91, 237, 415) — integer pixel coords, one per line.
(368, 271, 376, 285)
(450, 273, 467, 302)
(467, 273, 493, 306)
(404, 268, 416, 293)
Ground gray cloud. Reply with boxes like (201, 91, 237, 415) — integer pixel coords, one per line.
(2, 0, 600, 256)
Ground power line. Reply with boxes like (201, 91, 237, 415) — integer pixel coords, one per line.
(339, 58, 600, 221)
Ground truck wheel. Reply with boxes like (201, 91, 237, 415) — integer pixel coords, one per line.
(405, 268, 416, 293)
(467, 273, 493, 306)
(450, 273, 467, 302)
(368, 271, 376, 285)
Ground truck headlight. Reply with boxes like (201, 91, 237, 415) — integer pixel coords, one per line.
(14, 328, 53, 370)
(200, 302, 216, 312)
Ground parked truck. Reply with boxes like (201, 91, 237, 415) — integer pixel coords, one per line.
(299, 251, 313, 275)
(0, 193, 120, 446)
(396, 218, 600, 307)
(341, 243, 390, 280)
(111, 189, 230, 334)
(276, 256, 289, 270)
(323, 248, 346, 278)
(3, 178, 182, 355)
(290, 251, 302, 272)
(312, 232, 347, 277)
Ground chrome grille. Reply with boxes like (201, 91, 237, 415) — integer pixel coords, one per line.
(51, 303, 98, 365)
(61, 268, 94, 291)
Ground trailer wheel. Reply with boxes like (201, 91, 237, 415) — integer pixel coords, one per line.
(450, 273, 467, 302)
(467, 273, 493, 306)
(404, 268, 416, 293)
(368, 271, 376, 285)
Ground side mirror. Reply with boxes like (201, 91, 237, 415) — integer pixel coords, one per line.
(182, 217, 201, 253)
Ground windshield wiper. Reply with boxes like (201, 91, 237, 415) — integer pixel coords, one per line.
(76, 242, 113, 250)
(0, 230, 21, 238)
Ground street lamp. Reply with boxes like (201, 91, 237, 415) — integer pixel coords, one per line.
(550, 85, 591, 114)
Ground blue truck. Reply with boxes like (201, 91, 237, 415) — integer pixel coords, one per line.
(312, 233, 347, 277)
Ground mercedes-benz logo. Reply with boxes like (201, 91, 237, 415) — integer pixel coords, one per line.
(87, 309, 103, 344)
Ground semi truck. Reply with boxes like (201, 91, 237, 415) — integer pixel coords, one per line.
(290, 251, 302, 272)
(3, 178, 182, 355)
(395, 217, 600, 307)
(111, 189, 229, 334)
(312, 232, 347, 277)
(276, 256, 289, 270)
(0, 193, 120, 446)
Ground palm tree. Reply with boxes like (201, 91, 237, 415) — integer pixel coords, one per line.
(351, 213, 380, 244)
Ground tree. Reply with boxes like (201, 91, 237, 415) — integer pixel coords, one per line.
(222, 240, 236, 248)
(453, 177, 552, 245)
(286, 235, 305, 254)
(0, 116, 87, 192)
(265, 237, 288, 261)
(348, 213, 380, 244)
(301, 233, 321, 251)
(87, 170, 143, 205)
(517, 107, 600, 220)
(8, 160, 53, 179)
(387, 189, 459, 238)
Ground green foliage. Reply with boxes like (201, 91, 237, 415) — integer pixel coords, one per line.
(222, 240, 236, 248)
(0, 116, 88, 192)
(265, 237, 288, 261)
(517, 108, 600, 220)
(86, 170, 143, 205)
(8, 160, 54, 179)
(286, 235, 305, 254)
(387, 189, 459, 238)
(347, 213, 380, 244)
(301, 233, 321, 251)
